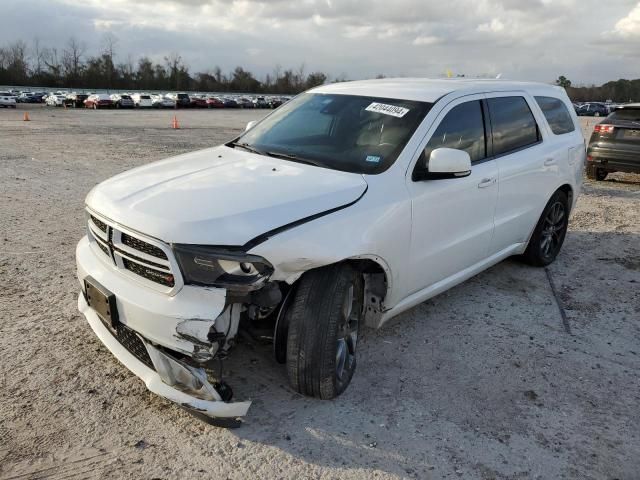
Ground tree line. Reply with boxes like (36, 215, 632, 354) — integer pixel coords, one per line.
(0, 37, 330, 94)
(2, 37, 638, 100)
(556, 76, 639, 103)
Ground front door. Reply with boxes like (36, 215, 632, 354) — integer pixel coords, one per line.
(407, 96, 499, 294)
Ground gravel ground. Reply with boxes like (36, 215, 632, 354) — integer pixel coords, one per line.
(1, 105, 639, 480)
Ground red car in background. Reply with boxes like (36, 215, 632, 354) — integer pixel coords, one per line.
(84, 94, 113, 109)
(190, 96, 208, 108)
(206, 97, 225, 108)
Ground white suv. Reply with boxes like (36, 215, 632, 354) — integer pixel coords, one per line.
(76, 79, 585, 425)
(0, 91, 17, 108)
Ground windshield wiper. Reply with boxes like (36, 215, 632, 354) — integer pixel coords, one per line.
(228, 141, 266, 156)
(265, 151, 323, 167)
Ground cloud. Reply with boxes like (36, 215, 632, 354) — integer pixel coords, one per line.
(412, 35, 440, 46)
(614, 2, 640, 37)
(0, 0, 639, 85)
(477, 18, 505, 33)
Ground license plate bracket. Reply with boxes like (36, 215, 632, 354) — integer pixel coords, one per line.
(84, 276, 119, 328)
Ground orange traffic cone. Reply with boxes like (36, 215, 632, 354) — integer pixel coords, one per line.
(23, 112, 30, 121)
(171, 115, 179, 129)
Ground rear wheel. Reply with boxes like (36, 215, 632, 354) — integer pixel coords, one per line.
(286, 264, 363, 399)
(522, 190, 569, 267)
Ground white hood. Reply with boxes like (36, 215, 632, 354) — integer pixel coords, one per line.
(86, 146, 367, 245)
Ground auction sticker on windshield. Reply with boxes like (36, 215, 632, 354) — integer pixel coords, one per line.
(365, 102, 409, 118)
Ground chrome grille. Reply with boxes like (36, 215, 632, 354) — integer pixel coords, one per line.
(90, 215, 108, 233)
(123, 258, 174, 287)
(87, 210, 180, 292)
(121, 232, 167, 260)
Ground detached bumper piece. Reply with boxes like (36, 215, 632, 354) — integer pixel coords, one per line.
(78, 294, 251, 427)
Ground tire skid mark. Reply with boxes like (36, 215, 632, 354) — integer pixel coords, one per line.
(0, 449, 134, 480)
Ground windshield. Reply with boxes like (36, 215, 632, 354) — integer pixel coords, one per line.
(609, 108, 640, 122)
(234, 93, 432, 174)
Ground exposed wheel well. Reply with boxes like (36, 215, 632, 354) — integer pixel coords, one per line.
(557, 184, 574, 213)
(343, 258, 388, 328)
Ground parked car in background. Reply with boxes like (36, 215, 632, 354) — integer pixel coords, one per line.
(76, 79, 584, 425)
(84, 94, 113, 109)
(267, 97, 283, 109)
(222, 97, 239, 108)
(46, 94, 67, 107)
(131, 93, 153, 108)
(166, 92, 190, 108)
(150, 94, 174, 108)
(110, 94, 135, 109)
(587, 103, 640, 180)
(206, 96, 225, 108)
(0, 91, 17, 108)
(252, 96, 268, 108)
(190, 95, 208, 108)
(577, 102, 609, 117)
(64, 93, 89, 108)
(17, 92, 38, 103)
(237, 97, 253, 109)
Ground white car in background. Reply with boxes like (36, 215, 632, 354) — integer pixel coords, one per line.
(77, 78, 585, 426)
(0, 91, 17, 108)
(132, 93, 153, 108)
(46, 94, 66, 107)
(152, 94, 175, 108)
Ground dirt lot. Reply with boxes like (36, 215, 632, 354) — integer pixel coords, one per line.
(1, 105, 639, 480)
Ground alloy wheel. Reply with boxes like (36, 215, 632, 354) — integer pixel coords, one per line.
(336, 283, 360, 383)
(540, 201, 567, 259)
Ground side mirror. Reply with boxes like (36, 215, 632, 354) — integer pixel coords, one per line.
(245, 120, 257, 131)
(417, 148, 472, 180)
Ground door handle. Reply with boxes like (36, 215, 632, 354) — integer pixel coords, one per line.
(544, 158, 556, 166)
(478, 177, 496, 188)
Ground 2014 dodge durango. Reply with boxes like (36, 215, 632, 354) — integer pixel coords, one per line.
(76, 78, 585, 426)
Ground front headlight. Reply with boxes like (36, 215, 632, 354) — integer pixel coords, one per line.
(173, 245, 273, 291)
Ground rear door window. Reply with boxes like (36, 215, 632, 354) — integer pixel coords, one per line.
(534, 96, 575, 135)
(487, 96, 541, 156)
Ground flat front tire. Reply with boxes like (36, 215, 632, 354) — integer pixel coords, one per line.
(286, 264, 363, 399)
(522, 190, 569, 267)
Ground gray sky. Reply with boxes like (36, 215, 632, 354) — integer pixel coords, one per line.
(2, 0, 639, 85)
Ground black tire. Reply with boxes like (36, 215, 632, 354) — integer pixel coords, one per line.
(522, 190, 569, 267)
(586, 164, 608, 181)
(286, 263, 363, 399)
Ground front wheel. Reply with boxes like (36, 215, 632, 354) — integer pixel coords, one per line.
(286, 264, 363, 399)
(522, 190, 569, 267)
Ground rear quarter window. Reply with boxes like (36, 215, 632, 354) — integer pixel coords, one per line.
(535, 96, 576, 135)
(609, 108, 640, 122)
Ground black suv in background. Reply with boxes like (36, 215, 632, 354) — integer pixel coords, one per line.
(587, 103, 640, 180)
(64, 93, 89, 108)
(577, 102, 610, 117)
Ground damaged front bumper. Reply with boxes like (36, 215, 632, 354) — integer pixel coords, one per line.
(76, 236, 251, 422)
(79, 294, 251, 420)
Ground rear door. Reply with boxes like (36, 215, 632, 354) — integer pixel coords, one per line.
(486, 93, 558, 254)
